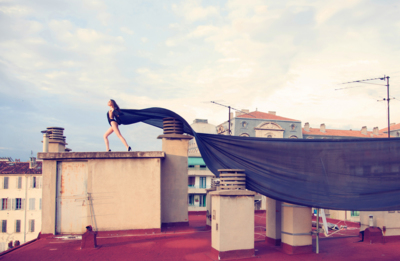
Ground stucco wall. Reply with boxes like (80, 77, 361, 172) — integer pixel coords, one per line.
(39, 152, 164, 234)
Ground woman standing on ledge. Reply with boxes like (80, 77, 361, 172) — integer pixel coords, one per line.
(104, 99, 131, 152)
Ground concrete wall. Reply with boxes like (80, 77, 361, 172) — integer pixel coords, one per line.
(38, 152, 164, 235)
(211, 191, 255, 252)
(160, 136, 191, 224)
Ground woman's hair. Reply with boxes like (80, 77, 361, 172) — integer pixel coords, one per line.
(110, 99, 120, 111)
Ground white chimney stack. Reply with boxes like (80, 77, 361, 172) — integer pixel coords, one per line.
(361, 126, 368, 135)
(320, 124, 326, 133)
(304, 122, 310, 132)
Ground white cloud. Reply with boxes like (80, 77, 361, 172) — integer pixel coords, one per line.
(120, 26, 134, 35)
(172, 0, 219, 23)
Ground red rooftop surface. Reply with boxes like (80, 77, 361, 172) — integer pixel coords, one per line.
(302, 128, 387, 138)
(236, 111, 300, 122)
(2, 212, 400, 261)
(0, 161, 42, 174)
(380, 123, 400, 134)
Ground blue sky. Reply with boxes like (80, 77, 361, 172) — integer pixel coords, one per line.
(1, 0, 400, 161)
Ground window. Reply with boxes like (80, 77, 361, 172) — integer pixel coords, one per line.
(2, 220, 6, 233)
(39, 199, 42, 210)
(15, 220, 21, 233)
(188, 177, 195, 188)
(29, 220, 35, 232)
(31, 177, 38, 188)
(351, 211, 360, 217)
(29, 198, 35, 210)
(267, 135, 272, 138)
(188, 195, 194, 206)
(199, 177, 206, 188)
(17, 177, 22, 189)
(1, 198, 9, 210)
(199, 195, 206, 207)
(14, 198, 22, 210)
(3, 177, 8, 189)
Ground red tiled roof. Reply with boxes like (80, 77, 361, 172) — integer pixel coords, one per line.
(379, 123, 400, 133)
(236, 111, 299, 122)
(0, 161, 42, 174)
(302, 128, 387, 138)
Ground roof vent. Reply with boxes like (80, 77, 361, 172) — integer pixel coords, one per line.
(218, 169, 246, 190)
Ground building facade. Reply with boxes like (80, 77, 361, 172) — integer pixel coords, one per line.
(188, 119, 216, 212)
(0, 158, 42, 253)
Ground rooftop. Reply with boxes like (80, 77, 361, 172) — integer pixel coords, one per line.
(236, 111, 300, 122)
(2, 212, 398, 261)
(303, 128, 387, 138)
(380, 123, 400, 134)
(0, 161, 42, 175)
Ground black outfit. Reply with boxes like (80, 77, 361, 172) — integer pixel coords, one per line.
(107, 109, 122, 126)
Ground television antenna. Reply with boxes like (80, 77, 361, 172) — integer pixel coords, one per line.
(210, 101, 256, 135)
(337, 76, 391, 138)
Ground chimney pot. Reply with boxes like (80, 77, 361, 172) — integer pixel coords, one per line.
(320, 123, 326, 133)
(304, 122, 310, 132)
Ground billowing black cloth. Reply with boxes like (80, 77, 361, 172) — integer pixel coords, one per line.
(119, 107, 400, 211)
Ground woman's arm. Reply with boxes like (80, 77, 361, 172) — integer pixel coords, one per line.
(109, 110, 114, 120)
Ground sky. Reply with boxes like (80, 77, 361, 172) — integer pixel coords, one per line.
(1, 0, 400, 161)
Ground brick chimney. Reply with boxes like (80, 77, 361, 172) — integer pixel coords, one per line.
(361, 126, 368, 135)
(320, 124, 326, 133)
(235, 111, 243, 117)
(304, 122, 310, 132)
(373, 127, 379, 135)
(268, 111, 276, 115)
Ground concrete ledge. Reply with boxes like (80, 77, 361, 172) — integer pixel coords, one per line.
(211, 247, 255, 260)
(209, 190, 257, 196)
(96, 228, 162, 238)
(37, 151, 165, 160)
(162, 222, 189, 228)
(157, 134, 193, 140)
(281, 242, 312, 255)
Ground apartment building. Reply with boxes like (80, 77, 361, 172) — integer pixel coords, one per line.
(0, 158, 42, 253)
(188, 119, 216, 212)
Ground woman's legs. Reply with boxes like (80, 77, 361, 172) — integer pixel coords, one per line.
(104, 127, 114, 151)
(111, 122, 129, 149)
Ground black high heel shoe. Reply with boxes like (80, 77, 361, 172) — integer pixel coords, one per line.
(128, 146, 131, 152)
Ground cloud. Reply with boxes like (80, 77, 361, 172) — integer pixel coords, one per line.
(120, 26, 134, 35)
(172, 0, 219, 23)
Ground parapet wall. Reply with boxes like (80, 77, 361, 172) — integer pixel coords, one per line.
(38, 151, 165, 235)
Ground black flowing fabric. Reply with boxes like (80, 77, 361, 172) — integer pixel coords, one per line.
(118, 107, 400, 211)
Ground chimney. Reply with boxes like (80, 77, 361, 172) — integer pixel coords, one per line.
(320, 123, 326, 133)
(268, 111, 276, 115)
(235, 111, 243, 117)
(390, 123, 396, 126)
(29, 157, 36, 169)
(373, 127, 379, 135)
(230, 112, 233, 120)
(46, 127, 67, 152)
(361, 126, 368, 135)
(241, 109, 249, 115)
(304, 122, 310, 132)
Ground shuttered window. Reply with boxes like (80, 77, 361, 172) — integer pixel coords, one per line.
(15, 220, 21, 233)
(29, 220, 35, 232)
(3, 177, 8, 189)
(17, 177, 22, 189)
(1, 220, 6, 233)
(29, 198, 35, 210)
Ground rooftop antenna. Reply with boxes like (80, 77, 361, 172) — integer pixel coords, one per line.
(210, 101, 256, 135)
(336, 76, 391, 138)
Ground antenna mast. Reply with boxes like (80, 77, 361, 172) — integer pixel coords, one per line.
(338, 76, 391, 138)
